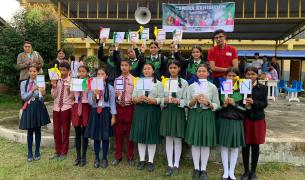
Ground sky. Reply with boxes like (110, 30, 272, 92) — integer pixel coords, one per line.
(0, 0, 22, 22)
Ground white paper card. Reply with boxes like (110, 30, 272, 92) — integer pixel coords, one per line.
(114, 32, 125, 43)
(240, 79, 252, 94)
(115, 78, 124, 91)
(169, 79, 178, 93)
(221, 79, 233, 95)
(48, 69, 59, 80)
(130, 32, 139, 42)
(157, 29, 166, 42)
(71, 78, 84, 92)
(91, 78, 104, 90)
(36, 75, 45, 88)
(173, 30, 183, 42)
(195, 79, 209, 94)
(136, 78, 153, 91)
(141, 28, 150, 40)
(100, 28, 110, 39)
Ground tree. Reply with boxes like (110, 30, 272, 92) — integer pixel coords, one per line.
(0, 4, 59, 87)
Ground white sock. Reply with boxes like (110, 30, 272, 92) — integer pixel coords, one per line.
(173, 137, 182, 168)
(166, 136, 174, 167)
(221, 147, 229, 178)
(192, 146, 200, 170)
(138, 143, 146, 162)
(200, 147, 210, 171)
(147, 144, 156, 163)
(229, 148, 239, 179)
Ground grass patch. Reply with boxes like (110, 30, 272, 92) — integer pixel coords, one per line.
(0, 138, 304, 180)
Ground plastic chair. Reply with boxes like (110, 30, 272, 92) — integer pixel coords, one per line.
(277, 80, 286, 93)
(285, 81, 303, 102)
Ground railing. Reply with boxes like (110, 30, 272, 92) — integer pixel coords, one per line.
(59, 0, 305, 20)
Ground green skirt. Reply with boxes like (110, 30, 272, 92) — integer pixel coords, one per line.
(217, 118, 246, 148)
(185, 108, 217, 147)
(160, 104, 186, 138)
(130, 103, 162, 144)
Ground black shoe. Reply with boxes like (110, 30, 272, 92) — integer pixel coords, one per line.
(165, 166, 173, 176)
(241, 172, 250, 180)
(49, 153, 60, 160)
(201, 170, 208, 180)
(101, 160, 108, 168)
(147, 162, 154, 172)
(112, 159, 122, 166)
(73, 158, 80, 166)
(173, 166, 179, 175)
(137, 161, 145, 170)
(94, 160, 100, 168)
(249, 172, 257, 180)
(229, 175, 236, 180)
(193, 169, 200, 180)
(127, 159, 135, 166)
(79, 158, 86, 167)
(222, 178, 229, 180)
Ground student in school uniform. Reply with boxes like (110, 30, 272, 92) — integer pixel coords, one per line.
(166, 42, 186, 78)
(50, 62, 74, 160)
(85, 68, 116, 169)
(117, 42, 145, 77)
(139, 41, 167, 80)
(242, 66, 268, 180)
(129, 42, 146, 77)
(19, 64, 50, 162)
(112, 59, 135, 166)
(185, 64, 220, 180)
(71, 65, 91, 167)
(130, 63, 164, 172)
(70, 55, 83, 78)
(98, 38, 121, 85)
(52, 49, 69, 67)
(160, 60, 188, 176)
(217, 68, 246, 180)
(174, 45, 208, 83)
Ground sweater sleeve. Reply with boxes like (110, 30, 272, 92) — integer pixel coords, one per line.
(252, 86, 268, 109)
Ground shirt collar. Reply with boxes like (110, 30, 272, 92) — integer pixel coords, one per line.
(151, 55, 158, 59)
(194, 60, 201, 65)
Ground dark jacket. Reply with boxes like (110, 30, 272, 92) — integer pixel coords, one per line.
(138, 51, 167, 80)
(97, 44, 121, 85)
(217, 91, 246, 120)
(245, 83, 268, 120)
(129, 48, 145, 77)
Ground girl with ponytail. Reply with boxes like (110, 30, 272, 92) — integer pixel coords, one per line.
(85, 67, 116, 169)
(130, 63, 164, 172)
(185, 64, 220, 180)
(160, 60, 188, 176)
(174, 45, 209, 84)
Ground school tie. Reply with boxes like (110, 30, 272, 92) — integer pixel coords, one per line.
(121, 78, 127, 105)
(77, 92, 82, 116)
(58, 80, 64, 111)
(22, 81, 35, 110)
(97, 91, 103, 113)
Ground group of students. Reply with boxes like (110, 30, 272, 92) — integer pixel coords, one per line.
(18, 29, 267, 180)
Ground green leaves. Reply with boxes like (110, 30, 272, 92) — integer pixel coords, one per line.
(0, 5, 58, 87)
